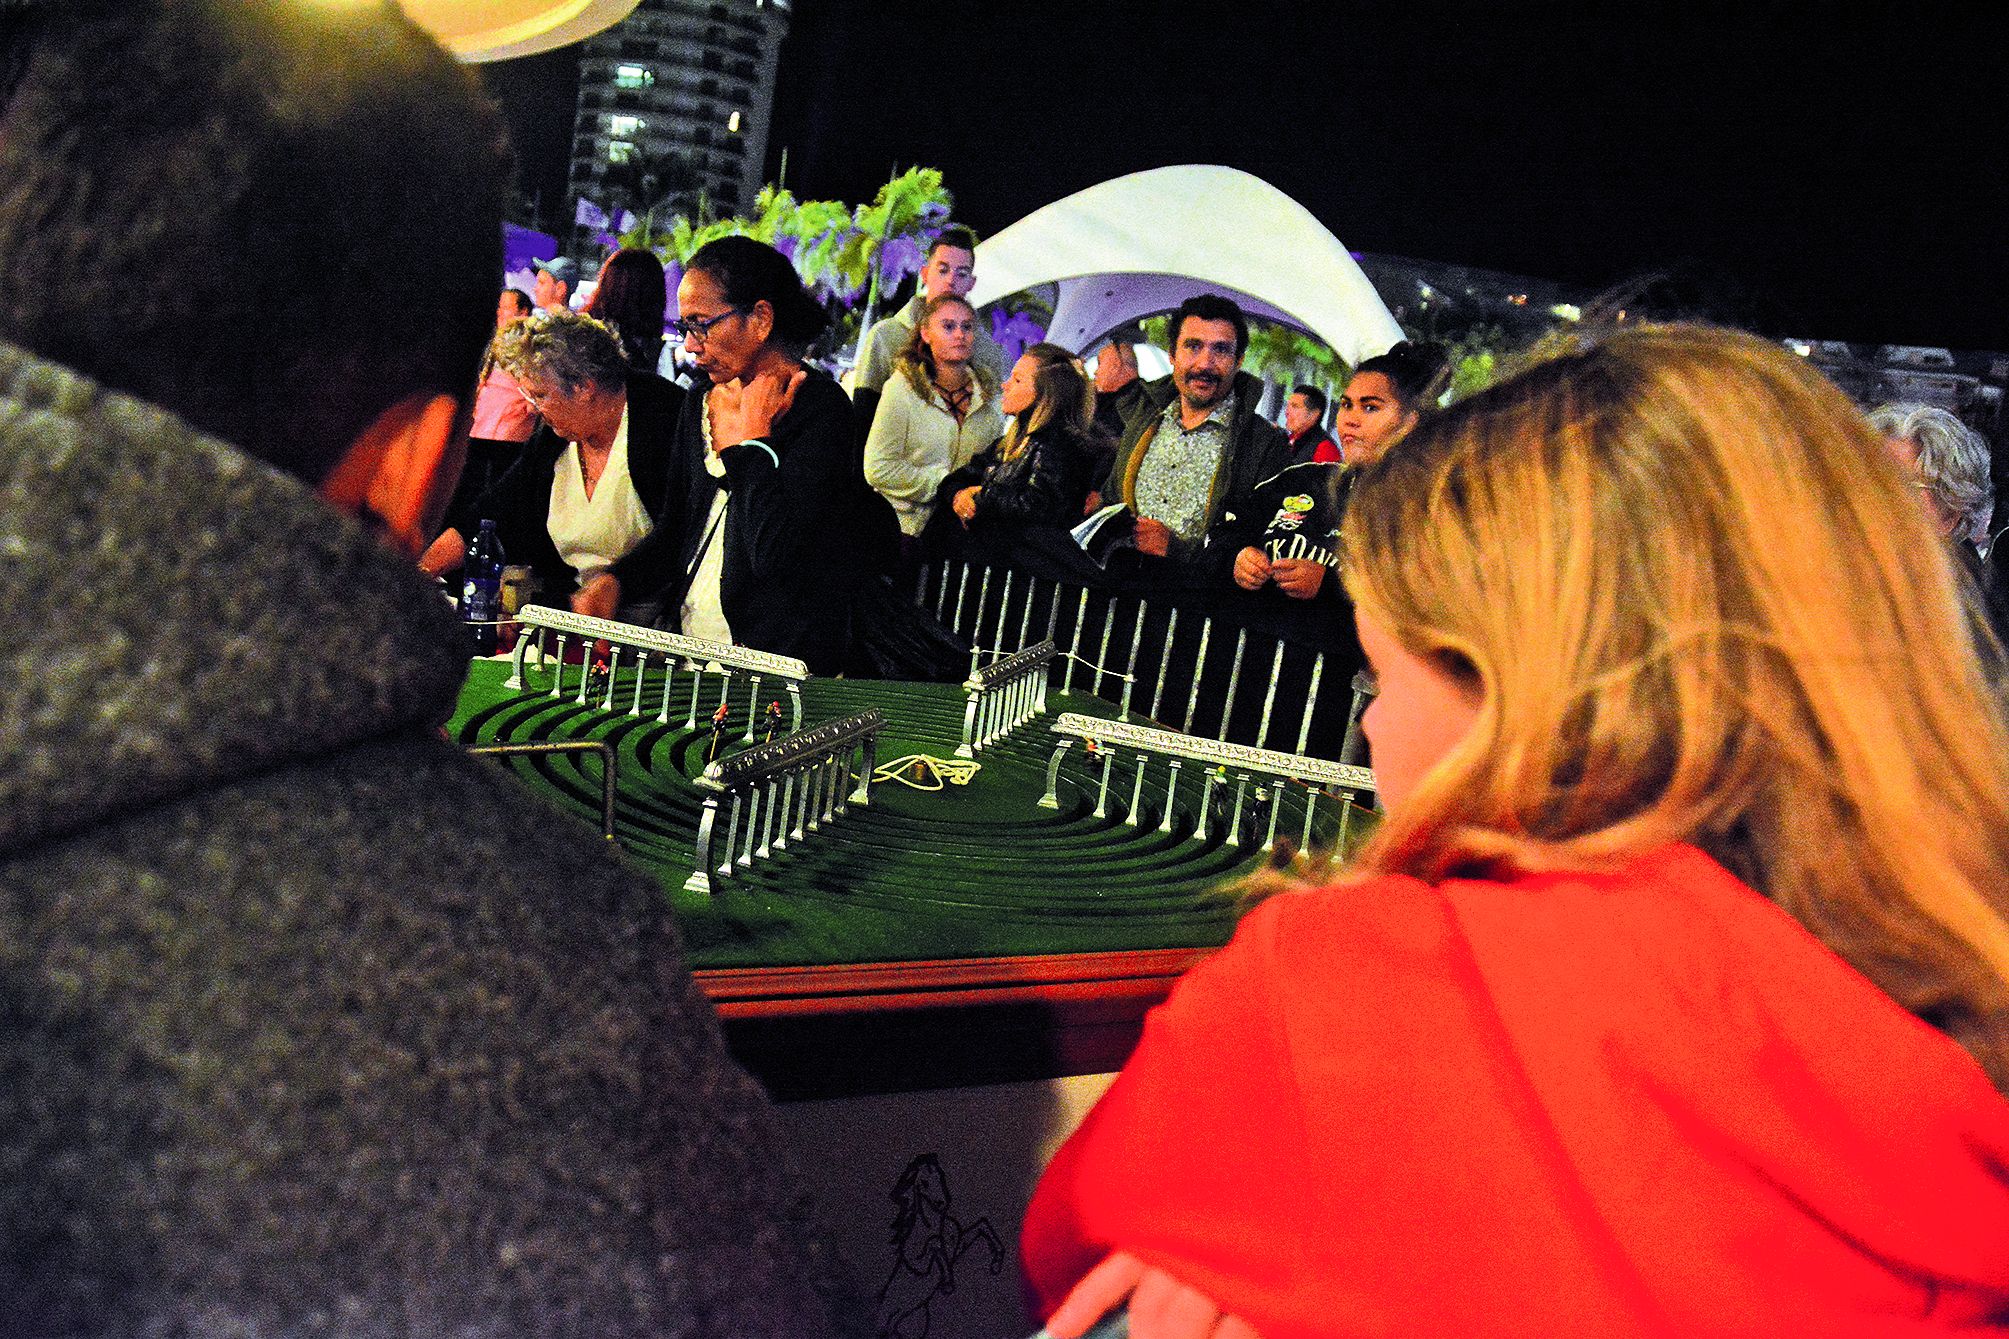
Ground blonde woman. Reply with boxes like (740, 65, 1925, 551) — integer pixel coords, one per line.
(940, 342, 1098, 534)
(1024, 324, 2009, 1339)
(863, 293, 1003, 540)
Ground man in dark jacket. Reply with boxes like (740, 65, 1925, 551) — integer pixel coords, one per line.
(0, 3, 860, 1335)
(1101, 295, 1292, 579)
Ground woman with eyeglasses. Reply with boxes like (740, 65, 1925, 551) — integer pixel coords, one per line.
(421, 307, 683, 621)
(589, 234, 882, 672)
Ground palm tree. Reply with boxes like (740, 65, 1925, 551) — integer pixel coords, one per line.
(846, 167, 953, 368)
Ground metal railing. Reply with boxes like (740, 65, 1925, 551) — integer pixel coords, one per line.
(505, 605, 810, 740)
(956, 640, 1055, 758)
(917, 559, 1359, 759)
(684, 710, 883, 895)
(1039, 712, 1376, 854)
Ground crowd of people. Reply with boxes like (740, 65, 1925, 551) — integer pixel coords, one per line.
(5, 2, 2008, 1337)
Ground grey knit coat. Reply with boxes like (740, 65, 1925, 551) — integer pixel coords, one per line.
(0, 342, 865, 1337)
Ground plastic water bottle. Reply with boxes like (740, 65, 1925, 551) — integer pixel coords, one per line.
(461, 518, 505, 655)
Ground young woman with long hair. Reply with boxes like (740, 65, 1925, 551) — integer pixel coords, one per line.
(1024, 323, 2009, 1339)
(938, 341, 1098, 534)
(862, 293, 1003, 540)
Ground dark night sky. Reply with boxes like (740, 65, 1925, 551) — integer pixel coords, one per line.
(486, 2, 2009, 350)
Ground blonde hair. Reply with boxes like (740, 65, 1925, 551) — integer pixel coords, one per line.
(1341, 322, 2009, 1090)
(894, 294, 998, 403)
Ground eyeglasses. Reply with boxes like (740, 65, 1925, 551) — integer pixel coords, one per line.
(671, 308, 746, 344)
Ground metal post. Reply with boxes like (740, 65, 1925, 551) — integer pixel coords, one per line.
(1125, 753, 1148, 826)
(1226, 773, 1250, 846)
(506, 629, 533, 689)
(737, 787, 760, 867)
(1182, 616, 1214, 733)
(951, 562, 973, 632)
(1092, 599, 1118, 696)
(1300, 783, 1320, 854)
(629, 652, 649, 716)
(1261, 783, 1285, 852)
(1038, 739, 1073, 809)
(684, 796, 719, 894)
(684, 664, 703, 730)
(970, 566, 993, 644)
(1294, 652, 1325, 755)
(1160, 759, 1183, 834)
(854, 734, 876, 803)
(549, 635, 570, 698)
(1254, 639, 1283, 750)
(1217, 628, 1248, 741)
(1017, 576, 1039, 651)
(993, 569, 1014, 659)
(1196, 770, 1220, 841)
(1092, 747, 1116, 819)
(657, 659, 677, 724)
(1118, 600, 1147, 717)
(727, 794, 751, 879)
(1149, 607, 1179, 722)
(600, 645, 622, 711)
(1065, 588, 1089, 690)
(774, 772, 795, 849)
(740, 674, 762, 743)
(786, 682, 802, 735)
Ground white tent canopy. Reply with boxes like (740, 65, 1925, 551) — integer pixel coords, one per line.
(968, 165, 1404, 366)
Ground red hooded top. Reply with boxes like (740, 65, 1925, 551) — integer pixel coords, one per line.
(1023, 845, 2009, 1337)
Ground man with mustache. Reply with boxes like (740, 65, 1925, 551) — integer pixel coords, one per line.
(1101, 294, 1290, 572)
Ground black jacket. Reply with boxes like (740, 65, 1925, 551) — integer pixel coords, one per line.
(935, 423, 1097, 531)
(632, 368, 888, 674)
(453, 369, 685, 604)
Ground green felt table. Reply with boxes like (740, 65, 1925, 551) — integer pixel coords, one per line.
(449, 657, 1366, 1096)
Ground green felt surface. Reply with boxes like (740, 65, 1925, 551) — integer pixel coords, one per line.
(449, 657, 1369, 969)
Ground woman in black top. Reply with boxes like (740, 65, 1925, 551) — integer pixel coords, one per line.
(939, 341, 1098, 534)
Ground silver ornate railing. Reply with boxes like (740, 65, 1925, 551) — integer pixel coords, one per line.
(505, 605, 810, 740)
(918, 559, 1362, 759)
(1039, 711, 1377, 853)
(956, 639, 1055, 758)
(683, 710, 884, 895)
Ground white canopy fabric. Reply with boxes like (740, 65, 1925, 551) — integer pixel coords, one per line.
(968, 165, 1403, 365)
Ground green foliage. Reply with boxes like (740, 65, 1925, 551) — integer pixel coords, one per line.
(1439, 322, 1514, 402)
(1242, 321, 1349, 393)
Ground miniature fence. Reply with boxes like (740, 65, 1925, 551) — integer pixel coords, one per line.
(956, 640, 1055, 757)
(505, 605, 810, 740)
(683, 710, 884, 895)
(1039, 712, 1377, 854)
(918, 559, 1362, 760)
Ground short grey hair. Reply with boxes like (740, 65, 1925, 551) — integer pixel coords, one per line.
(491, 307, 627, 398)
(1866, 401, 1994, 543)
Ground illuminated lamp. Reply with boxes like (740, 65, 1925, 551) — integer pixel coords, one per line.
(394, 0, 641, 63)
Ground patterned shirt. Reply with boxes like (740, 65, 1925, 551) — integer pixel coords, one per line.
(1133, 393, 1234, 544)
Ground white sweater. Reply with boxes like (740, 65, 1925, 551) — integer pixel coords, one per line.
(862, 372, 1005, 537)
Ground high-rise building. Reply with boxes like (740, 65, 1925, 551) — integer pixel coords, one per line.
(566, 0, 790, 244)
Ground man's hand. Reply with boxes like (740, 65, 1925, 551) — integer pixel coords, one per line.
(1231, 547, 1271, 591)
(1133, 518, 1172, 558)
(1268, 558, 1327, 600)
(710, 366, 806, 448)
(1044, 1251, 1260, 1339)
(1083, 490, 1103, 516)
(952, 486, 981, 523)
(571, 570, 621, 621)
